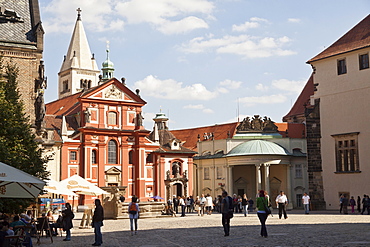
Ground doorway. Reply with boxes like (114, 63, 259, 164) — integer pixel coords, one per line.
(173, 183, 183, 197)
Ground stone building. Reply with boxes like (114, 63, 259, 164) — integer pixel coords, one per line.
(173, 116, 308, 208)
(305, 14, 370, 210)
(0, 0, 45, 132)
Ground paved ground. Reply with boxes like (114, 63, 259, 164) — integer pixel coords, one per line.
(37, 210, 370, 247)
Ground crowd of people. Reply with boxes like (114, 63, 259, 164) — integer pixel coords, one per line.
(339, 194, 370, 215)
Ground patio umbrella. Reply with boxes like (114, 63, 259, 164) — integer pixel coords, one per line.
(60, 175, 109, 196)
(0, 162, 45, 198)
(150, 195, 164, 200)
(43, 179, 77, 196)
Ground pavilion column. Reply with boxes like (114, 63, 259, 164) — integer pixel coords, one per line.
(264, 164, 271, 193)
(255, 164, 262, 192)
(286, 164, 293, 210)
(227, 166, 233, 194)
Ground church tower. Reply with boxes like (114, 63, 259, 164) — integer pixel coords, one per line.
(101, 42, 115, 80)
(58, 8, 100, 99)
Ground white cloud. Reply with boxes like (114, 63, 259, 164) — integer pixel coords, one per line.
(232, 17, 268, 32)
(183, 104, 213, 114)
(239, 94, 287, 107)
(41, 0, 214, 34)
(255, 83, 269, 91)
(157, 16, 209, 35)
(219, 79, 242, 89)
(288, 18, 301, 23)
(115, 0, 214, 34)
(180, 34, 296, 58)
(184, 104, 204, 109)
(271, 79, 306, 94)
(202, 108, 214, 114)
(134, 75, 218, 100)
(42, 0, 122, 33)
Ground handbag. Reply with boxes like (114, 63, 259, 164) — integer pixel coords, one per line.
(263, 199, 272, 216)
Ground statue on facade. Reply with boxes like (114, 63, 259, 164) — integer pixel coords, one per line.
(136, 112, 144, 127)
(236, 116, 251, 131)
(172, 162, 180, 177)
(251, 115, 263, 131)
(84, 109, 91, 123)
(166, 170, 170, 180)
(36, 60, 47, 91)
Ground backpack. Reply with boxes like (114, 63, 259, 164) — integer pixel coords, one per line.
(129, 203, 137, 215)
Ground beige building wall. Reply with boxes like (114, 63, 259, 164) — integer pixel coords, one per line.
(311, 47, 370, 209)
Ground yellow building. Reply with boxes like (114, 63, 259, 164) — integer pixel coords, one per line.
(306, 14, 370, 210)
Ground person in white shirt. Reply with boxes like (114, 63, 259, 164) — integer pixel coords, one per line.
(275, 191, 288, 219)
(200, 194, 206, 216)
(302, 192, 311, 214)
(179, 196, 186, 217)
(205, 194, 213, 215)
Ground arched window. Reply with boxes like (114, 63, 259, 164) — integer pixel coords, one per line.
(108, 111, 117, 125)
(108, 140, 117, 164)
(129, 150, 133, 164)
(92, 150, 97, 164)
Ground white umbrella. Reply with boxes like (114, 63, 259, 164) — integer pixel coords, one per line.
(60, 175, 109, 196)
(0, 162, 45, 198)
(44, 179, 77, 196)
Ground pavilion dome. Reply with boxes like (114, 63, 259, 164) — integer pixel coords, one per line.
(227, 140, 291, 157)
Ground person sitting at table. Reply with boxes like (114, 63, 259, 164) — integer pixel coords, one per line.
(9, 215, 26, 230)
(46, 211, 58, 236)
(20, 210, 33, 224)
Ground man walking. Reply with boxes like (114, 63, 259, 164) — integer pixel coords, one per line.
(275, 191, 288, 219)
(221, 191, 232, 236)
(173, 195, 179, 214)
(302, 192, 310, 214)
(92, 199, 104, 246)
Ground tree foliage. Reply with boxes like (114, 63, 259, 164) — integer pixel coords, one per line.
(0, 58, 49, 213)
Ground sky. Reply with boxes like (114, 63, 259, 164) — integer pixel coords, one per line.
(39, 0, 370, 130)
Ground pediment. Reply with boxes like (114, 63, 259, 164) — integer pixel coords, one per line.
(89, 84, 135, 102)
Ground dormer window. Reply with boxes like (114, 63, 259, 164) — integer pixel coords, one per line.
(171, 140, 180, 150)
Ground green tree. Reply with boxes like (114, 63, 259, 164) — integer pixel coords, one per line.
(0, 58, 49, 213)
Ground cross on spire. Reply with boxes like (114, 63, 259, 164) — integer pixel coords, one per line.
(77, 8, 82, 20)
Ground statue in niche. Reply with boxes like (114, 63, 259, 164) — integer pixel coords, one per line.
(172, 162, 180, 177)
(166, 170, 170, 180)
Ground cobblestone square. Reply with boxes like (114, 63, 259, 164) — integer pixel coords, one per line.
(38, 210, 370, 247)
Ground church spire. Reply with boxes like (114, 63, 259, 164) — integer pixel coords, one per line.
(58, 8, 100, 99)
(102, 41, 115, 80)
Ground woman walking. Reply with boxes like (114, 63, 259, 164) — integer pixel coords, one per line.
(242, 194, 249, 217)
(256, 190, 269, 238)
(62, 202, 74, 241)
(128, 196, 140, 235)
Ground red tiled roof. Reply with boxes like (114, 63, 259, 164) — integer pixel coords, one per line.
(307, 14, 370, 63)
(171, 122, 239, 151)
(276, 123, 305, 139)
(282, 74, 314, 122)
(171, 121, 306, 152)
(45, 115, 62, 142)
(46, 93, 82, 116)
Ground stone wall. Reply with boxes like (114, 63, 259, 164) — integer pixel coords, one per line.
(305, 98, 326, 210)
(0, 49, 42, 124)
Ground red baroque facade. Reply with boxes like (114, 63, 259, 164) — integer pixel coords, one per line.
(46, 78, 195, 204)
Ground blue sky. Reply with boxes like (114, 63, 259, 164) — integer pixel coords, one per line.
(39, 0, 370, 130)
